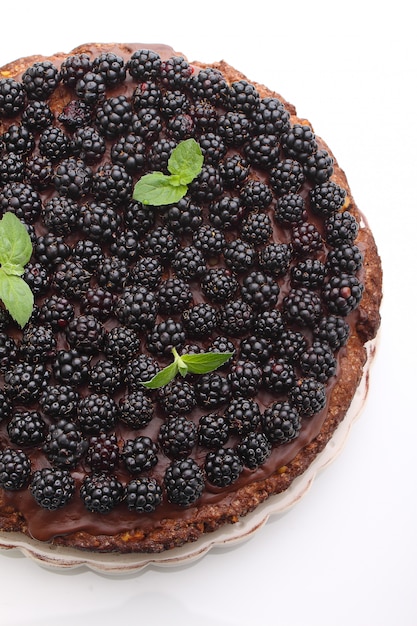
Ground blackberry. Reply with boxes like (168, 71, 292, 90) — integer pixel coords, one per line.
(118, 390, 154, 429)
(168, 113, 195, 140)
(158, 415, 198, 459)
(111, 133, 146, 174)
(42, 196, 79, 236)
(143, 226, 179, 263)
(198, 413, 230, 449)
(0, 389, 11, 422)
(96, 255, 129, 292)
(38, 126, 71, 162)
(244, 133, 280, 168)
(228, 79, 260, 113)
(52, 260, 92, 298)
(80, 201, 122, 241)
(132, 81, 162, 109)
(188, 164, 223, 203)
(326, 243, 363, 274)
(3, 123, 35, 156)
(274, 329, 308, 363)
(95, 95, 133, 138)
(43, 419, 87, 468)
(218, 299, 253, 336)
(310, 181, 347, 217)
(240, 179, 273, 210)
(86, 432, 119, 472)
(241, 211, 273, 245)
(0, 449, 31, 490)
(208, 336, 236, 358)
(80, 472, 124, 513)
(189, 98, 218, 130)
(122, 436, 158, 474)
(219, 154, 250, 189)
(195, 372, 231, 409)
(130, 256, 162, 290)
(291, 258, 326, 289)
(4, 362, 49, 402)
(155, 278, 191, 315)
(77, 393, 117, 434)
(159, 55, 193, 87)
(224, 397, 261, 435)
(124, 354, 160, 390)
(130, 106, 162, 142)
(75, 71, 106, 105)
(24, 154, 54, 190)
(80, 286, 115, 320)
(239, 335, 272, 364)
(92, 52, 126, 86)
(39, 384, 79, 419)
(58, 99, 93, 129)
(88, 359, 123, 394)
(199, 132, 227, 164)
(162, 196, 203, 234)
(289, 377, 327, 417)
(60, 53, 92, 87)
(22, 261, 50, 298)
(205, 448, 243, 488)
(192, 224, 225, 258)
(261, 401, 302, 444)
(91, 163, 133, 206)
(124, 199, 156, 235)
(322, 273, 364, 316)
(103, 326, 140, 364)
(38, 295, 74, 329)
(0, 152, 25, 185)
(147, 318, 185, 356)
(281, 123, 317, 162)
(300, 341, 337, 383)
(125, 477, 163, 513)
(72, 126, 106, 163)
(223, 239, 257, 273)
(291, 222, 323, 256)
(172, 245, 206, 280)
(189, 66, 228, 104)
(0, 333, 18, 371)
(283, 287, 323, 327)
(262, 357, 295, 393)
(237, 432, 272, 469)
(128, 49, 161, 80)
(251, 97, 290, 136)
(52, 349, 90, 386)
(259, 242, 292, 276)
(7, 410, 46, 446)
(201, 268, 239, 304)
(114, 285, 158, 331)
(30, 468, 75, 510)
(304, 149, 334, 184)
(274, 192, 307, 225)
(182, 303, 218, 339)
(270, 158, 306, 195)
(324, 211, 359, 246)
(164, 457, 204, 506)
(314, 314, 350, 350)
(157, 379, 197, 416)
(0, 78, 26, 116)
(228, 360, 262, 398)
(160, 89, 189, 117)
(148, 137, 177, 172)
(111, 228, 142, 263)
(216, 111, 252, 146)
(253, 309, 285, 340)
(19, 322, 56, 362)
(21, 60, 60, 99)
(241, 270, 280, 311)
(0, 181, 42, 223)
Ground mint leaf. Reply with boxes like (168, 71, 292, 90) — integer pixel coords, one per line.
(181, 351, 234, 374)
(0, 270, 34, 328)
(133, 171, 188, 206)
(168, 138, 203, 185)
(0, 212, 32, 267)
(140, 360, 179, 389)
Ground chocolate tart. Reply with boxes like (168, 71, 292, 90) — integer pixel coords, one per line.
(0, 43, 382, 557)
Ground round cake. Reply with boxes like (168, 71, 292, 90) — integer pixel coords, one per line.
(0, 43, 382, 554)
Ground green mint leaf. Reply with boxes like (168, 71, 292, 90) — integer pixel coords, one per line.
(0, 270, 34, 328)
(140, 360, 179, 389)
(181, 351, 234, 374)
(133, 172, 188, 206)
(0, 212, 32, 268)
(0, 261, 25, 277)
(168, 138, 203, 185)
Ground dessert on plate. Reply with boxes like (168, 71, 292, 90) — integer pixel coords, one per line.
(0, 43, 382, 555)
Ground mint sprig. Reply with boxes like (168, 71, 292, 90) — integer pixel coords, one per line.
(140, 347, 234, 389)
(133, 138, 203, 206)
(0, 212, 34, 328)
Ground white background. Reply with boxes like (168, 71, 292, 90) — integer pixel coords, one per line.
(0, 1, 416, 624)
